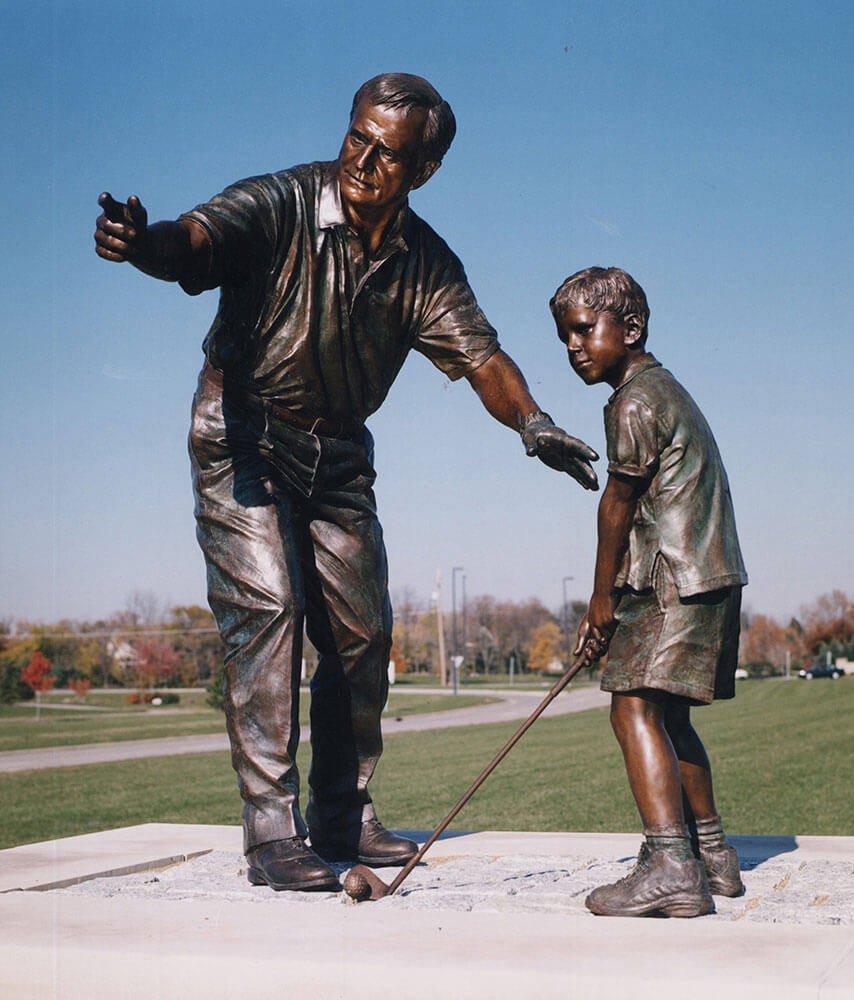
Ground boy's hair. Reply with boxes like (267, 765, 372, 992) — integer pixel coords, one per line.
(550, 267, 650, 344)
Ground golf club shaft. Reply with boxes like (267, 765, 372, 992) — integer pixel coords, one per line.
(386, 648, 593, 895)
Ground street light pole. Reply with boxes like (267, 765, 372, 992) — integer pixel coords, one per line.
(562, 575, 574, 666)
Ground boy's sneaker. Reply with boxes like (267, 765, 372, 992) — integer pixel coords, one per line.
(699, 843, 744, 896)
(585, 847, 714, 918)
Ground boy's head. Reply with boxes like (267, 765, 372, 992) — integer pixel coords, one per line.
(550, 267, 650, 388)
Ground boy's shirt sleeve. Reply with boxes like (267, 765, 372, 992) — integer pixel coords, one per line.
(604, 395, 658, 482)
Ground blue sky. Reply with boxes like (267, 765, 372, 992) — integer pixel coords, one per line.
(1, 0, 851, 625)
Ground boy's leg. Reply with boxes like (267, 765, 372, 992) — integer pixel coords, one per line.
(609, 690, 685, 831)
(663, 701, 716, 820)
(585, 691, 713, 917)
(665, 703, 744, 896)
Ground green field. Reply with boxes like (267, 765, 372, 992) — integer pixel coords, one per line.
(0, 679, 851, 849)
(0, 691, 494, 752)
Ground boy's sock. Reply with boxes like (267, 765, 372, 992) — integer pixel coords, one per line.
(694, 815, 728, 850)
(693, 814, 744, 896)
(644, 824, 694, 861)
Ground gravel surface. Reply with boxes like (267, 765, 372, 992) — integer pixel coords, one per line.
(57, 847, 853, 925)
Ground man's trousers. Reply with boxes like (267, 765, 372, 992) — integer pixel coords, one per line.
(189, 365, 392, 852)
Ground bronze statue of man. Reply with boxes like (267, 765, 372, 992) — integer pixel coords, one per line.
(95, 73, 598, 893)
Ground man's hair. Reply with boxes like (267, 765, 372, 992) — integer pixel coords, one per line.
(350, 73, 456, 164)
(550, 267, 650, 343)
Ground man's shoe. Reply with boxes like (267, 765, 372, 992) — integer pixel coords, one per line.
(700, 843, 744, 896)
(312, 818, 418, 867)
(585, 847, 714, 917)
(246, 837, 341, 892)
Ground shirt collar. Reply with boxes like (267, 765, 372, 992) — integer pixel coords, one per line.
(608, 353, 661, 402)
(318, 165, 348, 228)
(318, 163, 410, 252)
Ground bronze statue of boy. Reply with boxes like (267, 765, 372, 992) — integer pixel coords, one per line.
(551, 267, 748, 917)
(94, 74, 599, 893)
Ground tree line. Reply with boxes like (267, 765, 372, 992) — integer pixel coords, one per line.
(738, 590, 854, 676)
(1, 589, 852, 703)
(0, 602, 222, 703)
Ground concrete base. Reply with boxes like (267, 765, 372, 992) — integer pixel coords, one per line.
(1, 825, 852, 999)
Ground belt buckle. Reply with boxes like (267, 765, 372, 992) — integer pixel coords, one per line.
(311, 416, 345, 437)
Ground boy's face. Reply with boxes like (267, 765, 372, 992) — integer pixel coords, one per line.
(555, 303, 639, 388)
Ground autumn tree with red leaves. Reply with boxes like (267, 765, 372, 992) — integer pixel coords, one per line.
(68, 677, 92, 698)
(22, 650, 54, 721)
(132, 638, 180, 692)
(739, 614, 805, 675)
(801, 591, 854, 655)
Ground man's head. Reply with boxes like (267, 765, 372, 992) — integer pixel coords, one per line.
(550, 267, 650, 388)
(350, 74, 456, 165)
(337, 74, 455, 226)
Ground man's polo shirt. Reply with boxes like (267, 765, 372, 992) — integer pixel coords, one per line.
(179, 162, 499, 424)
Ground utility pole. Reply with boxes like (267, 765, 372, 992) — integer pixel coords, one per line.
(562, 575, 574, 666)
(461, 572, 467, 683)
(435, 568, 447, 687)
(452, 566, 464, 695)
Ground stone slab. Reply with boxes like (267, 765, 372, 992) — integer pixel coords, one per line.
(0, 823, 241, 893)
(0, 825, 851, 999)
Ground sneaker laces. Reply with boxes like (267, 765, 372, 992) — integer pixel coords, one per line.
(612, 845, 651, 888)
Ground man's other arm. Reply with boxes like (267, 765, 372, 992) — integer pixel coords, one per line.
(466, 350, 599, 491)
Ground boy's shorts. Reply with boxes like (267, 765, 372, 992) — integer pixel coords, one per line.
(601, 556, 742, 704)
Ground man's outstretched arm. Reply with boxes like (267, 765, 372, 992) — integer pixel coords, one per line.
(94, 192, 211, 285)
(466, 350, 599, 491)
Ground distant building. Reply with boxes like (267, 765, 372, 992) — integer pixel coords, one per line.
(107, 638, 136, 672)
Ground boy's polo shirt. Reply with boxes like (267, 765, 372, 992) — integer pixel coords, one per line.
(604, 355, 748, 598)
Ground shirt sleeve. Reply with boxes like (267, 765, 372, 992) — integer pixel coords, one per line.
(178, 174, 287, 295)
(411, 237, 500, 380)
(605, 393, 659, 481)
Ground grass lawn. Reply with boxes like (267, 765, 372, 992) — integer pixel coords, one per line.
(1, 678, 850, 849)
(0, 692, 494, 752)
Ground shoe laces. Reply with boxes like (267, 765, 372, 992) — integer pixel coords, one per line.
(613, 847, 651, 888)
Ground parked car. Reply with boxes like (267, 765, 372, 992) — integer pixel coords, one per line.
(798, 665, 844, 680)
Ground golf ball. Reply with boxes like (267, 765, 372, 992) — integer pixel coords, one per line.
(343, 870, 370, 901)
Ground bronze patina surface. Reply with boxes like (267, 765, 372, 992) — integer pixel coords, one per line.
(552, 266, 746, 917)
(95, 74, 599, 891)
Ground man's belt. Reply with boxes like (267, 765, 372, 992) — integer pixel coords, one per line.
(202, 364, 363, 439)
(266, 401, 363, 439)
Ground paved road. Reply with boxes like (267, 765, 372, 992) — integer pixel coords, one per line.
(0, 686, 609, 773)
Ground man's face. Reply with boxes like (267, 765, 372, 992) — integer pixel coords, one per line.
(336, 100, 430, 221)
(556, 303, 635, 388)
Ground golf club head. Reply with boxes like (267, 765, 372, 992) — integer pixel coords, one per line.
(342, 864, 391, 902)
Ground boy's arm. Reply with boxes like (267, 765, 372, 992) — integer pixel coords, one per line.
(575, 472, 647, 654)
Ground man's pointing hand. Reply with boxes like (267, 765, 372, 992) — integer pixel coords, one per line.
(94, 192, 148, 262)
(521, 412, 600, 491)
